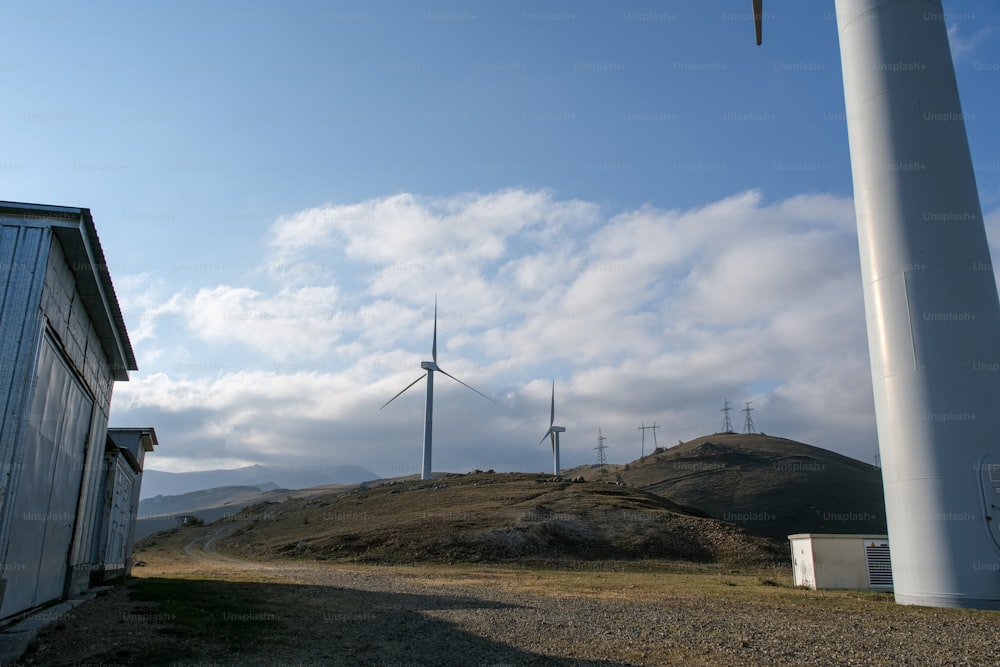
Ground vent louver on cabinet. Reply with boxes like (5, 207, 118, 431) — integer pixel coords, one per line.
(865, 540, 893, 588)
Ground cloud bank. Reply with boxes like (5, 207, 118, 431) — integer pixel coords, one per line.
(112, 187, 883, 474)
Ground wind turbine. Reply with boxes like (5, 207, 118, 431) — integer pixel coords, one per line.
(380, 299, 494, 481)
(539, 382, 566, 476)
(748, 0, 1000, 610)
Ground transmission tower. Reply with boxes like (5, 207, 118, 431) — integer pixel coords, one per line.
(638, 422, 660, 457)
(594, 428, 609, 470)
(742, 401, 756, 434)
(721, 398, 735, 433)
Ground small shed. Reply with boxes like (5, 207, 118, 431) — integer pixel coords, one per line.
(0, 202, 137, 619)
(788, 533, 893, 591)
(91, 428, 157, 583)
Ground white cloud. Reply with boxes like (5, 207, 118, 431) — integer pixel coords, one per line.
(184, 284, 343, 361)
(949, 24, 993, 63)
(114, 272, 187, 345)
(113, 188, 884, 476)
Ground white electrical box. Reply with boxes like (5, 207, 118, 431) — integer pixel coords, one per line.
(788, 533, 892, 591)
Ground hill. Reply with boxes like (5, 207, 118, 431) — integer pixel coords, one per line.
(570, 433, 886, 540)
(208, 472, 783, 566)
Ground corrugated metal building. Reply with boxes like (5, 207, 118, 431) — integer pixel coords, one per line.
(0, 201, 137, 619)
(91, 428, 157, 583)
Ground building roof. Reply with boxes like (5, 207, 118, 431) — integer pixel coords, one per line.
(107, 427, 158, 473)
(0, 201, 137, 379)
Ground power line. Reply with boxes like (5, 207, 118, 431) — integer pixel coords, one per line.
(594, 428, 609, 470)
(638, 422, 660, 457)
(721, 398, 735, 433)
(743, 401, 756, 434)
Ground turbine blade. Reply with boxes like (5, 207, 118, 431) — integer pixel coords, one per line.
(550, 381, 556, 427)
(437, 368, 496, 403)
(753, 0, 763, 45)
(378, 374, 427, 410)
(550, 431, 556, 452)
(431, 297, 438, 364)
(539, 428, 554, 446)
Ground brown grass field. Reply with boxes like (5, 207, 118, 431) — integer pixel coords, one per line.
(13, 465, 997, 665)
(19, 520, 1000, 667)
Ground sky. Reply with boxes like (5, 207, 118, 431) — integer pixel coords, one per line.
(2, 1, 999, 478)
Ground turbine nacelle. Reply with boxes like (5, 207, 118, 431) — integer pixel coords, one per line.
(539, 424, 565, 445)
(420, 361, 438, 371)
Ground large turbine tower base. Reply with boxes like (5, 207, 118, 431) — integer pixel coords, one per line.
(551, 427, 565, 476)
(553, 433, 560, 476)
(836, 0, 1000, 609)
(421, 362, 434, 481)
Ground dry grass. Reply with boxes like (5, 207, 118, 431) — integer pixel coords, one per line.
(26, 522, 1000, 666)
(135, 523, 865, 609)
(205, 471, 784, 567)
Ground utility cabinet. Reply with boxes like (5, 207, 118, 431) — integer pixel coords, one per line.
(788, 533, 893, 591)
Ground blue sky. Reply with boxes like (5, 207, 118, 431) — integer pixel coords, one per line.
(2, 1, 999, 476)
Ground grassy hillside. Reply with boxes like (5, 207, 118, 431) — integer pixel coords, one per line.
(572, 433, 886, 540)
(212, 472, 783, 566)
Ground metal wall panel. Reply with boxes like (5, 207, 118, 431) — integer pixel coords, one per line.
(0, 334, 93, 618)
(0, 225, 49, 556)
(88, 448, 113, 572)
(103, 457, 134, 573)
(66, 406, 108, 595)
(84, 320, 107, 412)
(38, 235, 73, 358)
(41, 237, 114, 414)
(66, 298, 88, 379)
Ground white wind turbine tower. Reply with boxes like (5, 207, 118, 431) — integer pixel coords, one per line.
(380, 299, 494, 480)
(752, 0, 1000, 609)
(539, 381, 566, 476)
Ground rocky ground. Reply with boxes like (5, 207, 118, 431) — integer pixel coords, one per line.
(17, 524, 1000, 666)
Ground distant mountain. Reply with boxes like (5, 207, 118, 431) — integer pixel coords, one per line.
(134, 478, 372, 541)
(139, 464, 378, 499)
(139, 485, 273, 517)
(569, 432, 887, 541)
(135, 485, 283, 541)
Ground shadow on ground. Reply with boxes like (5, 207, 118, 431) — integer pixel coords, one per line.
(31, 576, 641, 667)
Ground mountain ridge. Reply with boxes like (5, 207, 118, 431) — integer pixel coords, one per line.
(140, 463, 378, 499)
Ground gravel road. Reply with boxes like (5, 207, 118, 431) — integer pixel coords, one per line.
(19, 525, 1000, 666)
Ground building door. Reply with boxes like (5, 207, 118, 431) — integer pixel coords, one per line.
(102, 458, 134, 575)
(0, 333, 93, 618)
